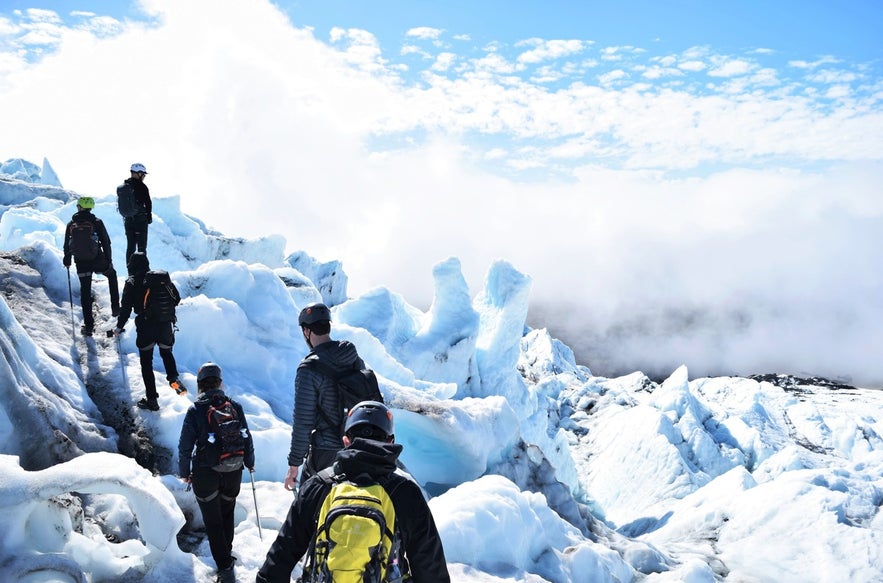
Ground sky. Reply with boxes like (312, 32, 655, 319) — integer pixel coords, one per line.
(1, 0, 882, 385)
(1, 171, 883, 582)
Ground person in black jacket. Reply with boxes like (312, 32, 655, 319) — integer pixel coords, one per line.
(179, 363, 256, 583)
(113, 251, 182, 411)
(62, 196, 120, 336)
(117, 162, 152, 262)
(284, 302, 367, 490)
(257, 401, 450, 583)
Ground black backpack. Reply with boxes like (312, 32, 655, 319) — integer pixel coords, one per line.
(116, 182, 139, 218)
(141, 270, 180, 322)
(69, 217, 100, 262)
(203, 394, 246, 472)
(308, 359, 384, 436)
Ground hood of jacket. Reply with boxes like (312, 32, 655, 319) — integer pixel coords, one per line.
(334, 438, 403, 483)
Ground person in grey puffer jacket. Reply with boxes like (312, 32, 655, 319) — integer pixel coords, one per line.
(284, 302, 366, 491)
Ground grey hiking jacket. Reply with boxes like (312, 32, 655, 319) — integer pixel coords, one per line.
(287, 340, 364, 467)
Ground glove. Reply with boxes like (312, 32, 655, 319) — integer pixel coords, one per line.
(63, 256, 71, 268)
(147, 216, 153, 224)
(113, 327, 123, 337)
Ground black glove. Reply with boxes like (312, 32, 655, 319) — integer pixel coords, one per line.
(63, 256, 71, 268)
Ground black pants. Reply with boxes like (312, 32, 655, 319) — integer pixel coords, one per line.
(124, 216, 149, 262)
(135, 319, 178, 400)
(192, 467, 242, 571)
(77, 266, 120, 329)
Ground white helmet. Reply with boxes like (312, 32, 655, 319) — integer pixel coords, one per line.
(130, 163, 147, 173)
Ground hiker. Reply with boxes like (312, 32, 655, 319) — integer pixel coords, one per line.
(113, 251, 183, 411)
(178, 363, 255, 583)
(284, 302, 368, 490)
(256, 401, 450, 582)
(62, 196, 121, 336)
(116, 162, 152, 262)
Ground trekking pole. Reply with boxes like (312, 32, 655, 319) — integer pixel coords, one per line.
(249, 469, 263, 540)
(66, 266, 76, 339)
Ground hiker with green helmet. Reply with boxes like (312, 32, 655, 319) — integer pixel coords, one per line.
(257, 401, 451, 582)
(62, 196, 120, 336)
(284, 302, 368, 490)
(116, 162, 152, 262)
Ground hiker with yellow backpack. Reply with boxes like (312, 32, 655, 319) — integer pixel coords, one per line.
(256, 401, 450, 583)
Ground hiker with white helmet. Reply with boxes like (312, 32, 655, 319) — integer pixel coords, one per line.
(116, 162, 153, 262)
(62, 196, 120, 336)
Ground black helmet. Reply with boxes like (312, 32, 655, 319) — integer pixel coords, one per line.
(298, 302, 331, 326)
(197, 362, 222, 382)
(344, 401, 393, 439)
(127, 251, 149, 275)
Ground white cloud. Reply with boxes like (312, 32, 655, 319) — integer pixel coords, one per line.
(707, 58, 754, 77)
(431, 52, 456, 71)
(0, 0, 880, 385)
(406, 26, 442, 40)
(679, 60, 706, 72)
(516, 39, 586, 65)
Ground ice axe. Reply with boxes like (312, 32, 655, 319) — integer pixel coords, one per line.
(249, 469, 263, 540)
(66, 266, 75, 339)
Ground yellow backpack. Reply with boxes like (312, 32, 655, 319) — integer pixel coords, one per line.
(302, 470, 403, 583)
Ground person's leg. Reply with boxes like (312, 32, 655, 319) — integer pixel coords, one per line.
(104, 265, 120, 316)
(124, 220, 136, 263)
(77, 272, 94, 330)
(193, 469, 235, 571)
(157, 322, 179, 382)
(136, 220, 148, 254)
(303, 448, 339, 482)
(219, 470, 243, 556)
(136, 324, 159, 401)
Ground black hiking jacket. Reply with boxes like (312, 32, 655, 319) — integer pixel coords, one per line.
(62, 210, 113, 273)
(257, 439, 451, 583)
(177, 388, 255, 477)
(288, 339, 365, 466)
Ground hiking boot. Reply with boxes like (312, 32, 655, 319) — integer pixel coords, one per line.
(217, 557, 236, 583)
(136, 397, 159, 411)
(169, 379, 187, 396)
(80, 324, 93, 337)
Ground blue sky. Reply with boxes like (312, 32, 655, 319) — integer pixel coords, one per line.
(1, 0, 882, 380)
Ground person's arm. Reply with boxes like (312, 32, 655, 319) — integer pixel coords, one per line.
(96, 219, 113, 262)
(177, 408, 198, 480)
(115, 280, 134, 330)
(237, 402, 256, 470)
(62, 222, 72, 267)
(285, 364, 319, 488)
(256, 477, 325, 582)
(144, 184, 152, 220)
(394, 480, 451, 582)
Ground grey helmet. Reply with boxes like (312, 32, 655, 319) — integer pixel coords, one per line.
(298, 302, 331, 326)
(197, 362, 222, 382)
(344, 401, 393, 439)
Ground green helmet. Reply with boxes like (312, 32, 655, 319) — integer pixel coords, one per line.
(77, 196, 95, 209)
(298, 302, 331, 326)
(344, 401, 393, 439)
